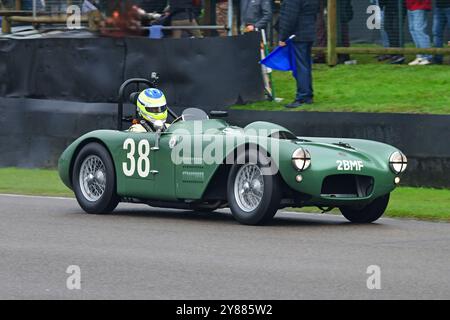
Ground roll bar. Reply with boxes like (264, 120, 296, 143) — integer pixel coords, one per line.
(117, 73, 178, 130)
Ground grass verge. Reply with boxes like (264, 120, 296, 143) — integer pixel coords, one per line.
(0, 168, 72, 197)
(0, 168, 448, 222)
(233, 64, 450, 114)
(291, 187, 450, 222)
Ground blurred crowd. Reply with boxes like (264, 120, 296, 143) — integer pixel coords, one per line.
(274, 0, 448, 109)
(79, 0, 274, 38)
(315, 0, 450, 65)
(91, 0, 447, 64)
(1, 0, 448, 64)
(369, 0, 449, 65)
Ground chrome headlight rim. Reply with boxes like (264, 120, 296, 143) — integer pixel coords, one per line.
(292, 148, 311, 171)
(389, 151, 407, 174)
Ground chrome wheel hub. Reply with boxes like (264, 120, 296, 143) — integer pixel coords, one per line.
(79, 155, 106, 202)
(234, 164, 264, 212)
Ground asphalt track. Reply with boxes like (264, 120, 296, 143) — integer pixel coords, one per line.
(0, 194, 449, 300)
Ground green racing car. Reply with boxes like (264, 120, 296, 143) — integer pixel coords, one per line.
(58, 77, 407, 225)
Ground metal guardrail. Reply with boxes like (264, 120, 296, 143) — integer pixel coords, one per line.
(157, 25, 227, 31)
(1, 13, 88, 33)
(9, 14, 87, 23)
(312, 46, 450, 56)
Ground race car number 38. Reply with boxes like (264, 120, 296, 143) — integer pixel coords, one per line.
(122, 138, 151, 178)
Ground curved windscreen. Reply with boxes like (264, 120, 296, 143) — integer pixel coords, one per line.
(181, 108, 209, 121)
(269, 131, 298, 140)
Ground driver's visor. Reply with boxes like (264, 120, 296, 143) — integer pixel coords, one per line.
(145, 105, 167, 114)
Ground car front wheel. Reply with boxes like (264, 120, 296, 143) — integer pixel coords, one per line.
(227, 150, 281, 225)
(340, 193, 390, 223)
(72, 142, 119, 214)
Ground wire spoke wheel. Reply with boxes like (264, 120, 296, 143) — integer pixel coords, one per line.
(79, 155, 106, 202)
(227, 150, 281, 225)
(234, 163, 264, 212)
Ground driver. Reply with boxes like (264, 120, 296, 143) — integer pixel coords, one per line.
(129, 88, 168, 133)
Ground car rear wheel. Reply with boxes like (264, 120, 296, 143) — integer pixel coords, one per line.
(227, 150, 281, 225)
(72, 142, 119, 214)
(340, 194, 390, 223)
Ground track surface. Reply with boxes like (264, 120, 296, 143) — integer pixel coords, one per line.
(0, 194, 449, 300)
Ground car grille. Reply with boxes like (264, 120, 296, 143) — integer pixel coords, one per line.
(321, 174, 374, 198)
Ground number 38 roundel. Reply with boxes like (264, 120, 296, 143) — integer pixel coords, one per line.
(122, 139, 151, 178)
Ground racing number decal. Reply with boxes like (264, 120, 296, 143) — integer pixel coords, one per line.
(137, 139, 150, 177)
(123, 139, 135, 176)
(122, 138, 151, 177)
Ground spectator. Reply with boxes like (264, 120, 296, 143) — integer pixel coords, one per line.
(313, 0, 353, 64)
(379, 0, 407, 64)
(433, 0, 450, 64)
(169, 0, 203, 38)
(337, 0, 353, 63)
(378, 0, 391, 49)
(279, 0, 319, 108)
(313, 0, 327, 63)
(216, 0, 228, 36)
(240, 0, 273, 33)
(407, 0, 432, 65)
(372, 0, 392, 61)
(135, 0, 167, 13)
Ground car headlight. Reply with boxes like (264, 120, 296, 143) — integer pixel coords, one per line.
(389, 151, 407, 174)
(292, 148, 311, 171)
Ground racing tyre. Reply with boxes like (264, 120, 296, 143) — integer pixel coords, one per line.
(340, 193, 390, 223)
(227, 150, 281, 225)
(72, 142, 119, 214)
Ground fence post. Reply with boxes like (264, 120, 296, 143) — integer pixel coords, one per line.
(327, 0, 338, 66)
(227, 0, 233, 36)
(32, 0, 36, 18)
(1, 16, 11, 34)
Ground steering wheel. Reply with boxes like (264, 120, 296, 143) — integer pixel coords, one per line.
(170, 115, 184, 125)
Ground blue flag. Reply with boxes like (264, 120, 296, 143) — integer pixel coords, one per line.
(261, 37, 297, 78)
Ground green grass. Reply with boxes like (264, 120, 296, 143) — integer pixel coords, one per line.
(292, 187, 450, 222)
(0, 168, 449, 222)
(384, 187, 450, 221)
(234, 64, 450, 114)
(0, 168, 72, 197)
